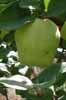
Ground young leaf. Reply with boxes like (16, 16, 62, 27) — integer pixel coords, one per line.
(44, 0, 50, 12)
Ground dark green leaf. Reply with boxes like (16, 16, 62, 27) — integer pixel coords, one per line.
(56, 90, 66, 100)
(33, 64, 61, 87)
(17, 88, 53, 100)
(0, 0, 17, 4)
(19, 0, 40, 9)
(3, 30, 14, 43)
(62, 40, 66, 49)
(55, 73, 66, 87)
(0, 1, 17, 14)
(43, 0, 66, 23)
(0, 3, 34, 30)
(47, 0, 66, 17)
(0, 46, 8, 59)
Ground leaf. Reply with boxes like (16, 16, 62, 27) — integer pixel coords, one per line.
(33, 64, 61, 88)
(0, 46, 8, 59)
(0, 0, 9, 4)
(0, 4, 9, 14)
(0, 1, 17, 14)
(0, 0, 17, 4)
(56, 90, 66, 100)
(3, 30, 14, 43)
(55, 62, 66, 87)
(17, 88, 53, 100)
(43, 0, 50, 12)
(45, 0, 66, 18)
(55, 73, 66, 87)
(0, 3, 34, 30)
(0, 75, 33, 90)
(62, 40, 66, 49)
(19, 0, 40, 9)
(0, 29, 9, 39)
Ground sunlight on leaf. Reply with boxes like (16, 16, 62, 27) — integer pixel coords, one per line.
(44, 0, 51, 12)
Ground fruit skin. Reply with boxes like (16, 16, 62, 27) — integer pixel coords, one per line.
(61, 21, 66, 40)
(15, 18, 60, 67)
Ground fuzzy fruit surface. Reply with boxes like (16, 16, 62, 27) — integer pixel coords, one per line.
(15, 18, 60, 67)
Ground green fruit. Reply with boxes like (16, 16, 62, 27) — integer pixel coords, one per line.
(15, 18, 60, 67)
(61, 21, 66, 40)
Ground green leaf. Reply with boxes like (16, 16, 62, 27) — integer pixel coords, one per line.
(3, 30, 14, 43)
(0, 46, 8, 59)
(56, 90, 66, 100)
(0, 0, 17, 4)
(0, 29, 9, 39)
(0, 1, 17, 14)
(43, 0, 50, 12)
(0, 0, 9, 3)
(19, 0, 40, 9)
(17, 88, 53, 100)
(33, 64, 61, 88)
(62, 40, 66, 49)
(57, 12, 66, 23)
(0, 3, 34, 30)
(46, 0, 66, 18)
(55, 62, 66, 86)
(55, 73, 66, 87)
(0, 4, 9, 14)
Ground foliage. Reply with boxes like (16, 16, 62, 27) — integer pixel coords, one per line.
(0, 0, 66, 100)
